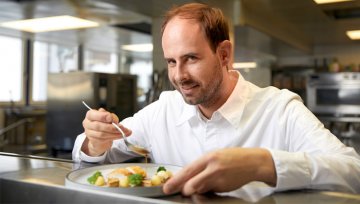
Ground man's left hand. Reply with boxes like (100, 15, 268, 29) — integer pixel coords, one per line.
(163, 148, 277, 196)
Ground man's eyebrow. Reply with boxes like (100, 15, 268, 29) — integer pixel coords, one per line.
(164, 52, 198, 61)
(181, 52, 198, 59)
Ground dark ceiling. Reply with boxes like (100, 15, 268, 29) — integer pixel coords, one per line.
(0, 0, 360, 53)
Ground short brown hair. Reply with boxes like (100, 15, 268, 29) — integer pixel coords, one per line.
(161, 3, 230, 53)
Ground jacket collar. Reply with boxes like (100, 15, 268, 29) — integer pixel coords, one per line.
(217, 70, 249, 129)
(175, 70, 249, 128)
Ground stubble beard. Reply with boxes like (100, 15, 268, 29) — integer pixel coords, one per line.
(174, 65, 223, 108)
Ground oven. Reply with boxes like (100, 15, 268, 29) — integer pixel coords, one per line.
(307, 72, 360, 153)
(307, 72, 360, 116)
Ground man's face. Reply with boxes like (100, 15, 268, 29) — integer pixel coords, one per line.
(162, 17, 224, 107)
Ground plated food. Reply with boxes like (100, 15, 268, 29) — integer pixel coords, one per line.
(65, 163, 182, 197)
(87, 165, 172, 187)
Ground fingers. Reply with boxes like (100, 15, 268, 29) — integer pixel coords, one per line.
(84, 128, 120, 141)
(87, 108, 113, 123)
(82, 107, 134, 157)
(83, 108, 132, 141)
(165, 149, 249, 196)
(84, 108, 130, 135)
(84, 121, 134, 142)
(163, 155, 208, 195)
(182, 168, 214, 196)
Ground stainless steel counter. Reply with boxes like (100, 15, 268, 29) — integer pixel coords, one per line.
(1, 152, 360, 204)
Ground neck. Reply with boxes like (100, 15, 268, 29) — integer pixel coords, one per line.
(198, 71, 238, 119)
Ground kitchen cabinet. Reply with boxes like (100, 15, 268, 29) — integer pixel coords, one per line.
(271, 68, 314, 105)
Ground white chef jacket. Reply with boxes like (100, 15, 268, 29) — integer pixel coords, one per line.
(73, 71, 360, 193)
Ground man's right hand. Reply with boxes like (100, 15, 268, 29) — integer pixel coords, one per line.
(81, 108, 132, 157)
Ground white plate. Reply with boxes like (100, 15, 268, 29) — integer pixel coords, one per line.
(65, 163, 182, 197)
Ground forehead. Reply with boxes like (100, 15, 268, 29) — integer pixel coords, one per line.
(164, 16, 200, 31)
(162, 17, 211, 56)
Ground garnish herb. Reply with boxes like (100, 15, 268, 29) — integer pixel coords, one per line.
(157, 166, 166, 172)
(87, 171, 103, 184)
(128, 174, 144, 186)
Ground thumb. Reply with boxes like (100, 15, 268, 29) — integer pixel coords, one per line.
(98, 108, 116, 123)
(111, 113, 119, 123)
(98, 108, 119, 123)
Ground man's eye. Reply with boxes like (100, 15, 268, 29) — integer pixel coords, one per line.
(187, 56, 197, 62)
(167, 60, 176, 66)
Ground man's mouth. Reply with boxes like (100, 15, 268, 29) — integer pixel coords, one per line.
(179, 83, 198, 95)
(181, 84, 196, 90)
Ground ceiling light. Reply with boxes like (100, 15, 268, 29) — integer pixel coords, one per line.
(0, 15, 99, 33)
(122, 44, 153, 52)
(346, 30, 360, 40)
(313, 0, 354, 4)
(233, 62, 257, 69)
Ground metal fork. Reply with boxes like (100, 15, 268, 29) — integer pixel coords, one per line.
(82, 101, 150, 156)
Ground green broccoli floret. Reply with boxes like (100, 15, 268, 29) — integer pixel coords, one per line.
(157, 166, 166, 173)
(128, 174, 144, 187)
(87, 171, 103, 185)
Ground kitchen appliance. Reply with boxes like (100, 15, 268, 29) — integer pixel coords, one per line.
(307, 72, 360, 116)
(307, 72, 360, 153)
(46, 72, 137, 158)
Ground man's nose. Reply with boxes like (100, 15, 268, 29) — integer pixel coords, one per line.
(174, 63, 188, 82)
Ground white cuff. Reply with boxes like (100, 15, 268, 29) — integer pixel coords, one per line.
(268, 149, 311, 191)
(72, 132, 107, 163)
(79, 150, 107, 163)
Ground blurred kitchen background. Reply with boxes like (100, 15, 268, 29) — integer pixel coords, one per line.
(0, 0, 359, 159)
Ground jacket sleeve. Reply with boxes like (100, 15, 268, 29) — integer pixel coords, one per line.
(269, 97, 360, 193)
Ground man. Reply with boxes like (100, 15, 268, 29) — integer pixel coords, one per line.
(73, 3, 360, 195)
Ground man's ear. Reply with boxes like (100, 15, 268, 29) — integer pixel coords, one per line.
(217, 40, 232, 67)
